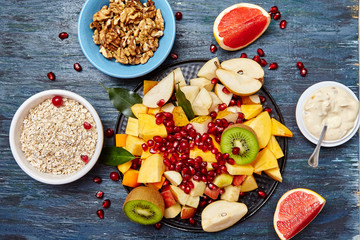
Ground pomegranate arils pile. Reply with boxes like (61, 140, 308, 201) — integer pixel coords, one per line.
(269, 6, 287, 29)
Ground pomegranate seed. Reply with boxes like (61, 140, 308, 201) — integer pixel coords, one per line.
(47, 72, 56, 81)
(260, 59, 267, 67)
(102, 199, 111, 208)
(240, 53, 247, 58)
(81, 155, 89, 163)
(223, 153, 229, 160)
(264, 107, 272, 113)
(73, 63, 82, 72)
(175, 11, 182, 20)
(259, 95, 266, 103)
(93, 176, 102, 184)
(153, 136, 162, 143)
(83, 122, 92, 130)
(269, 6, 278, 13)
(96, 209, 104, 219)
(232, 147, 240, 155)
(189, 217, 196, 225)
(258, 190, 267, 198)
(222, 87, 230, 94)
(296, 61, 304, 69)
(105, 128, 114, 138)
(273, 12, 281, 20)
(236, 99, 242, 107)
(170, 52, 178, 60)
(229, 99, 236, 106)
(219, 188, 225, 194)
(209, 111, 217, 119)
(95, 191, 104, 199)
(200, 200, 207, 207)
(110, 172, 120, 181)
(154, 222, 162, 230)
(240, 192, 246, 197)
(211, 78, 219, 84)
(227, 158, 235, 165)
(157, 99, 165, 107)
(269, 62, 278, 70)
(147, 140, 154, 147)
(210, 44, 217, 53)
(300, 68, 308, 77)
(156, 118, 163, 125)
(257, 48, 265, 57)
(218, 103, 227, 111)
(280, 20, 287, 29)
(59, 32, 68, 39)
(253, 55, 261, 63)
(238, 112, 245, 120)
(52, 96, 63, 107)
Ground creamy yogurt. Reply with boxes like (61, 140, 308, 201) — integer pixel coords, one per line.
(302, 86, 360, 141)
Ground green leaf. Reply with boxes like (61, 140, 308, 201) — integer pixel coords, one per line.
(99, 147, 136, 166)
(100, 83, 142, 118)
(175, 83, 195, 120)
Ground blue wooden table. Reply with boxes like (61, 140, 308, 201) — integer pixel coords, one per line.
(0, 0, 359, 239)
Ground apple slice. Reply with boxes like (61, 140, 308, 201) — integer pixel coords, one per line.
(164, 171, 183, 186)
(197, 57, 220, 80)
(185, 195, 200, 208)
(180, 85, 200, 103)
(204, 185, 221, 199)
(216, 58, 264, 96)
(201, 200, 248, 232)
(220, 185, 241, 202)
(170, 185, 189, 205)
(214, 83, 233, 105)
(190, 77, 214, 91)
(173, 67, 186, 90)
(161, 189, 177, 208)
(209, 92, 223, 112)
(190, 179, 206, 196)
(143, 71, 174, 108)
(164, 202, 181, 218)
(192, 88, 212, 116)
(180, 206, 197, 219)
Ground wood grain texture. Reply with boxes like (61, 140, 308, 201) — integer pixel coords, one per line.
(0, 0, 359, 239)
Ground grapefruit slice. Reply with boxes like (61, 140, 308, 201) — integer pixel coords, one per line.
(274, 188, 326, 240)
(213, 3, 271, 51)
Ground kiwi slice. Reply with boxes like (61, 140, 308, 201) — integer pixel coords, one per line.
(123, 186, 165, 225)
(220, 124, 259, 165)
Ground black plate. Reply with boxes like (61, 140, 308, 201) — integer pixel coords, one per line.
(115, 60, 287, 232)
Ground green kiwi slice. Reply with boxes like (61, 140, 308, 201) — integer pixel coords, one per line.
(123, 186, 165, 225)
(220, 124, 259, 165)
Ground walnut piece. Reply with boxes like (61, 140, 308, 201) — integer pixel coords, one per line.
(90, 0, 164, 65)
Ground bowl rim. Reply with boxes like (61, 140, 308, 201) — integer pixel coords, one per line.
(295, 81, 360, 147)
(77, 0, 176, 78)
(9, 89, 104, 185)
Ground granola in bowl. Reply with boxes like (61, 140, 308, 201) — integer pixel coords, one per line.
(90, 0, 165, 65)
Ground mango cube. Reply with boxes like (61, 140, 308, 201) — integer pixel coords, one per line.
(125, 135, 145, 156)
(131, 103, 148, 118)
(137, 154, 165, 183)
(138, 114, 167, 141)
(125, 117, 139, 136)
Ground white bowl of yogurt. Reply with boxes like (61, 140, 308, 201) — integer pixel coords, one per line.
(296, 81, 360, 147)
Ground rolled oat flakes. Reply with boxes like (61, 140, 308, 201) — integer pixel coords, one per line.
(20, 98, 98, 175)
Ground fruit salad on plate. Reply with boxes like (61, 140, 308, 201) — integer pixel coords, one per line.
(102, 57, 293, 232)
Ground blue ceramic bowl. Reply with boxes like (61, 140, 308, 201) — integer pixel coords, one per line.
(78, 0, 176, 78)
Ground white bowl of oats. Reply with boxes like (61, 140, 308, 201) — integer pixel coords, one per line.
(9, 90, 104, 185)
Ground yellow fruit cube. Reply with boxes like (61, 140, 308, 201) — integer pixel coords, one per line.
(271, 118, 293, 137)
(173, 106, 190, 127)
(138, 114, 167, 141)
(125, 117, 139, 136)
(240, 104, 263, 120)
(241, 175, 258, 192)
(216, 110, 238, 122)
(117, 161, 132, 174)
(225, 163, 254, 175)
(265, 167, 283, 182)
(131, 103, 148, 118)
(137, 154, 165, 183)
(143, 80, 158, 95)
(267, 135, 284, 159)
(190, 146, 216, 163)
(251, 148, 279, 173)
(141, 150, 152, 159)
(115, 134, 127, 147)
(148, 107, 161, 115)
(125, 135, 145, 156)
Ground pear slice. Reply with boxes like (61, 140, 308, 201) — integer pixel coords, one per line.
(173, 68, 186, 90)
(180, 85, 200, 103)
(214, 83, 233, 105)
(143, 71, 174, 108)
(201, 200, 248, 232)
(209, 92, 223, 112)
(197, 57, 220, 80)
(192, 88, 212, 116)
(190, 77, 214, 91)
(216, 58, 264, 96)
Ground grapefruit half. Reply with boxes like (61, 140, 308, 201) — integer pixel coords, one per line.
(273, 188, 326, 240)
(213, 3, 271, 51)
